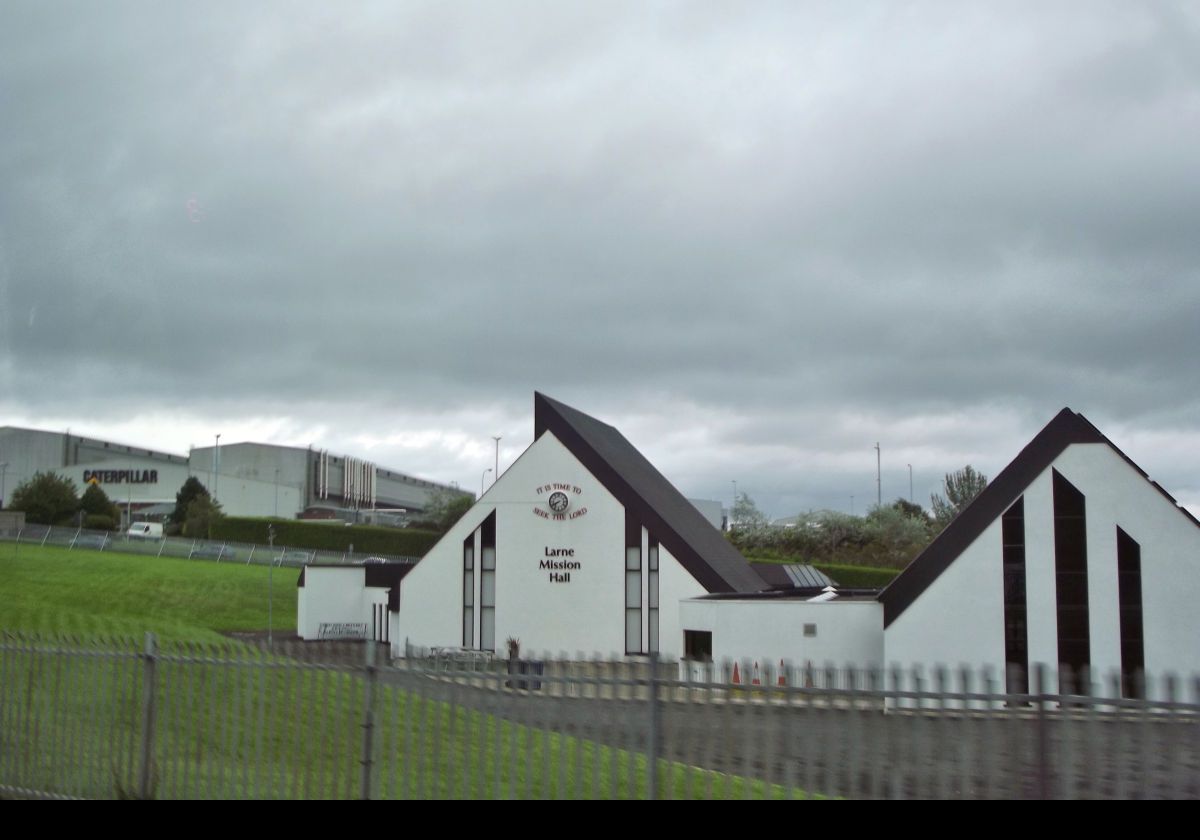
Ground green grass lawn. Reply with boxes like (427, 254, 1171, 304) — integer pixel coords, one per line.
(0, 542, 814, 799)
(0, 542, 295, 642)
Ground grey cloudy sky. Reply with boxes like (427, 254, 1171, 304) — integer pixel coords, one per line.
(2, 2, 1198, 516)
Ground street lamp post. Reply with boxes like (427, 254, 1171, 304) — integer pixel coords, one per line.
(0, 462, 7, 509)
(908, 464, 913, 504)
(267, 524, 275, 647)
(213, 434, 221, 501)
(274, 468, 280, 518)
(481, 468, 492, 496)
(492, 436, 501, 485)
(875, 442, 881, 509)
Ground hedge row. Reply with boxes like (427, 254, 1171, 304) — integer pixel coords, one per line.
(811, 563, 901, 589)
(210, 517, 442, 558)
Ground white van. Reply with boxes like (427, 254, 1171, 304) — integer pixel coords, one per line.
(127, 522, 164, 540)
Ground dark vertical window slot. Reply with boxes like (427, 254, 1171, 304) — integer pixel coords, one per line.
(1002, 497, 1028, 694)
(1117, 527, 1144, 699)
(462, 534, 474, 648)
(480, 512, 497, 652)
(1053, 470, 1089, 694)
(625, 512, 642, 654)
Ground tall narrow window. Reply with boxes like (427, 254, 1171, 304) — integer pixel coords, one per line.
(1117, 527, 1144, 699)
(1053, 470, 1089, 693)
(625, 513, 642, 654)
(1002, 497, 1028, 694)
(462, 534, 474, 648)
(648, 543, 660, 654)
(480, 512, 497, 652)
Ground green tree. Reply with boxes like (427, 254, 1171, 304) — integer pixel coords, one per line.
(890, 497, 930, 524)
(864, 503, 934, 566)
(931, 466, 988, 528)
(419, 487, 476, 533)
(80, 482, 121, 530)
(730, 492, 768, 530)
(171, 476, 210, 526)
(183, 494, 224, 539)
(10, 472, 80, 525)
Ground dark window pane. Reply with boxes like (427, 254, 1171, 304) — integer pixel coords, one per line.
(1054, 471, 1090, 675)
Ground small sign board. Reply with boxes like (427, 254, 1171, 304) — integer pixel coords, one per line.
(317, 622, 368, 640)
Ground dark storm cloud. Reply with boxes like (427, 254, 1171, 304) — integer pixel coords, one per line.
(2, 2, 1198, 512)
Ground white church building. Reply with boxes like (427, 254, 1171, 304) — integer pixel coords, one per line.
(298, 396, 1200, 696)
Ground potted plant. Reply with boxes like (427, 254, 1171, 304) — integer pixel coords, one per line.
(505, 637, 521, 688)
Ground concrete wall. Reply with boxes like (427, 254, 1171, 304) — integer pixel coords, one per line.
(297, 566, 388, 640)
(191, 443, 309, 518)
(190, 443, 464, 514)
(679, 598, 883, 681)
(0, 428, 70, 497)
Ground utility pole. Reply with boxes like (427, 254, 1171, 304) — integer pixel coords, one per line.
(267, 525, 275, 647)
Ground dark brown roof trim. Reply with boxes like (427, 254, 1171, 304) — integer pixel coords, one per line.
(534, 393, 763, 594)
(694, 588, 881, 602)
(879, 408, 1200, 627)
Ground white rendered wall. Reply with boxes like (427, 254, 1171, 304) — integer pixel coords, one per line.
(656, 544, 708, 659)
(885, 442, 1200, 694)
(680, 599, 883, 681)
(394, 432, 708, 659)
(884, 517, 1007, 673)
(298, 567, 387, 640)
(1052, 444, 1200, 684)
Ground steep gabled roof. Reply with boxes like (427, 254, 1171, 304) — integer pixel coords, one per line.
(534, 393, 764, 594)
(879, 407, 1200, 627)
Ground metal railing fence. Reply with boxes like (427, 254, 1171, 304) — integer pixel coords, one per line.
(0, 524, 420, 568)
(2, 632, 1198, 799)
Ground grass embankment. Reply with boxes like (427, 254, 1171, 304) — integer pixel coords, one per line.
(0, 542, 295, 642)
(0, 543, 811, 799)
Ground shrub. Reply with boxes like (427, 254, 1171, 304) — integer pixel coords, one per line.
(9, 472, 80, 525)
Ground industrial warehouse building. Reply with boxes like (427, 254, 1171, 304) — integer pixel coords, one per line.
(298, 396, 1200, 699)
(0, 426, 466, 522)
